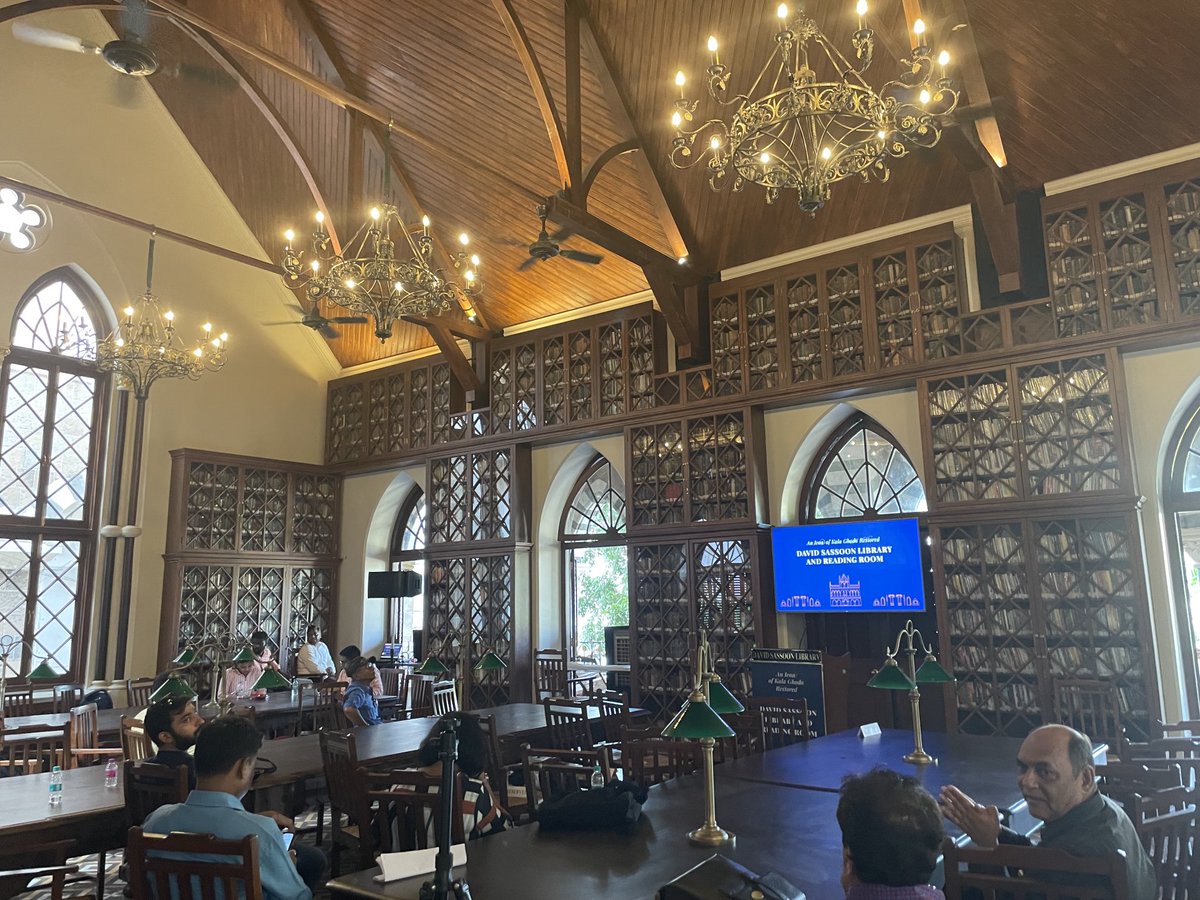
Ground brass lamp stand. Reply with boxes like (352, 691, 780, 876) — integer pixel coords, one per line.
(866, 619, 954, 765)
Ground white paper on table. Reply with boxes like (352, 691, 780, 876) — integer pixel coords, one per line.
(374, 844, 468, 883)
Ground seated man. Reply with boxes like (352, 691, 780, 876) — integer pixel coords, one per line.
(145, 695, 204, 789)
(223, 657, 264, 700)
(143, 716, 321, 899)
(940, 724, 1155, 900)
(341, 656, 381, 727)
(838, 768, 944, 899)
(251, 629, 282, 672)
(295, 625, 335, 680)
(336, 644, 384, 697)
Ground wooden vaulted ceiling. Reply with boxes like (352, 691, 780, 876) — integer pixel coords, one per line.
(10, 0, 1200, 367)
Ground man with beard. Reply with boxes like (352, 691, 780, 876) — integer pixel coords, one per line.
(145, 695, 204, 789)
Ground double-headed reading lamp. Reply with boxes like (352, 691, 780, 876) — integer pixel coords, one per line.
(661, 631, 744, 846)
(413, 634, 506, 709)
(867, 619, 954, 764)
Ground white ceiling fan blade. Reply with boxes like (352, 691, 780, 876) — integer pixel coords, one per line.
(11, 22, 99, 54)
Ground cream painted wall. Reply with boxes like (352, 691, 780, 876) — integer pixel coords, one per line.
(1, 9, 334, 684)
(1121, 342, 1200, 721)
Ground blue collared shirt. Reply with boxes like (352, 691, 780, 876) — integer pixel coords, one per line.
(142, 790, 311, 900)
(343, 681, 381, 725)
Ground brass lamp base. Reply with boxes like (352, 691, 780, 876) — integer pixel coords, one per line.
(688, 824, 735, 846)
(903, 748, 937, 765)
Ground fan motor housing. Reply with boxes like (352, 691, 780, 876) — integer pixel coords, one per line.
(102, 40, 159, 76)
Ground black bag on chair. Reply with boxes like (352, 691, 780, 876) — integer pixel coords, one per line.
(536, 783, 643, 832)
(83, 689, 113, 710)
(659, 854, 804, 900)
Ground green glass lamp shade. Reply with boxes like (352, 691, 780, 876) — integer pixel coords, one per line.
(867, 658, 916, 691)
(414, 655, 451, 676)
(27, 659, 59, 681)
(230, 646, 257, 664)
(915, 655, 954, 684)
(474, 650, 508, 671)
(148, 673, 196, 703)
(172, 648, 199, 666)
(706, 678, 745, 715)
(662, 693, 736, 740)
(252, 667, 293, 691)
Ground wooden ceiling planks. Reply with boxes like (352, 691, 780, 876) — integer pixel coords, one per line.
(77, 0, 1200, 367)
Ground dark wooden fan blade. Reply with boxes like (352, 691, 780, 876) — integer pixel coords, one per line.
(318, 324, 339, 339)
(517, 256, 539, 272)
(261, 321, 300, 326)
(549, 225, 576, 242)
(328, 316, 369, 324)
(561, 249, 603, 265)
(286, 303, 309, 316)
(173, 61, 237, 88)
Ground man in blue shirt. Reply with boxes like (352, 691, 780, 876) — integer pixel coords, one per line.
(342, 656, 381, 726)
(142, 716, 314, 900)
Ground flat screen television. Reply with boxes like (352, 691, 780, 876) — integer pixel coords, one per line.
(772, 518, 926, 613)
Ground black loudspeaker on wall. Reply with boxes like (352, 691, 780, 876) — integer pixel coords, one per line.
(366, 570, 422, 598)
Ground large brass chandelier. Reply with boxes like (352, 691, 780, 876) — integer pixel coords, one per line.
(96, 235, 228, 399)
(281, 204, 481, 342)
(669, 2, 959, 213)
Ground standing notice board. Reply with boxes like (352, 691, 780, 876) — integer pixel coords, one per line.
(749, 648, 827, 737)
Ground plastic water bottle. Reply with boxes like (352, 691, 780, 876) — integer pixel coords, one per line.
(105, 758, 119, 788)
(48, 766, 63, 806)
(590, 763, 604, 790)
(290, 679, 299, 701)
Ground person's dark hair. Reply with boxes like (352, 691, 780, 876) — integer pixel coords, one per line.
(417, 713, 488, 778)
(837, 768, 944, 886)
(145, 696, 190, 748)
(250, 629, 270, 644)
(339, 644, 362, 661)
(306, 624, 319, 636)
(345, 656, 371, 677)
(1065, 728, 1094, 777)
(194, 715, 263, 777)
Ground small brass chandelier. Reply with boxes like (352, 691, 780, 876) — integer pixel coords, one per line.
(281, 204, 481, 342)
(96, 235, 228, 398)
(669, 2, 959, 214)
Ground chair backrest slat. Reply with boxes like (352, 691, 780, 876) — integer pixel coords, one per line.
(432, 681, 458, 716)
(3, 688, 36, 718)
(0, 722, 71, 774)
(410, 676, 435, 718)
(126, 678, 155, 710)
(124, 760, 189, 826)
(126, 827, 262, 900)
(520, 743, 610, 812)
(944, 839, 1130, 900)
(620, 736, 701, 786)
(534, 649, 568, 701)
(121, 715, 154, 762)
(1135, 800, 1198, 900)
(365, 768, 466, 852)
(542, 697, 595, 750)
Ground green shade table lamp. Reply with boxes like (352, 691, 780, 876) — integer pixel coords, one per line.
(867, 619, 955, 765)
(414, 653, 451, 676)
(473, 650, 507, 671)
(252, 667, 294, 692)
(27, 659, 59, 681)
(663, 683, 737, 845)
(148, 673, 197, 704)
(230, 646, 257, 664)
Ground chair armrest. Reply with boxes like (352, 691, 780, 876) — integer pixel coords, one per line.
(0, 864, 80, 879)
(71, 748, 123, 757)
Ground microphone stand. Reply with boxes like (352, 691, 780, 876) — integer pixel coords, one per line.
(419, 716, 472, 900)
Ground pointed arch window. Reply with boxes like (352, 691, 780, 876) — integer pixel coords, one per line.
(802, 414, 927, 521)
(388, 486, 426, 658)
(1162, 402, 1200, 709)
(0, 270, 109, 682)
(559, 456, 628, 663)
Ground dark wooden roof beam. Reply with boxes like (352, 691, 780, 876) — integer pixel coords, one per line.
(402, 315, 497, 343)
(423, 320, 484, 399)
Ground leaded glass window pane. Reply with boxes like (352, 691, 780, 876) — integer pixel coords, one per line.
(401, 498, 426, 552)
(562, 459, 626, 539)
(809, 418, 927, 519)
(12, 279, 97, 359)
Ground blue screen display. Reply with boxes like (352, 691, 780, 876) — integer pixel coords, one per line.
(772, 518, 926, 613)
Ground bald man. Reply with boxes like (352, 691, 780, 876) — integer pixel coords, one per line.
(940, 724, 1155, 900)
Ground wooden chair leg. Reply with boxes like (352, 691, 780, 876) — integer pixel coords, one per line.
(315, 803, 325, 846)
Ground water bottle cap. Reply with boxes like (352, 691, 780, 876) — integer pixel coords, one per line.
(51, 765, 61, 772)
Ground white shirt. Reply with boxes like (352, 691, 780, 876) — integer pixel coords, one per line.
(296, 640, 335, 675)
(223, 662, 264, 699)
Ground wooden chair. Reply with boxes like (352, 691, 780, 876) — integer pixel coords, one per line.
(620, 736, 701, 786)
(320, 730, 374, 875)
(126, 678, 156, 709)
(432, 680, 458, 716)
(379, 667, 409, 720)
(477, 713, 526, 820)
(1121, 737, 1200, 791)
(1053, 677, 1123, 745)
(749, 697, 814, 751)
(1155, 719, 1200, 739)
(594, 691, 632, 745)
(1097, 762, 1184, 810)
(68, 702, 121, 767)
(365, 768, 466, 852)
(51, 684, 82, 714)
(519, 744, 610, 814)
(943, 839, 1131, 900)
(1132, 792, 1200, 897)
(0, 722, 70, 774)
(297, 681, 346, 733)
(410, 675, 435, 718)
(2, 688, 35, 718)
(534, 648, 569, 701)
(121, 715, 154, 762)
(0, 840, 82, 900)
(720, 710, 763, 761)
(542, 697, 596, 750)
(568, 655, 600, 697)
(124, 760, 189, 826)
(126, 827, 262, 900)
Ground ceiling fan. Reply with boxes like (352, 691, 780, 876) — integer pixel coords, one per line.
(11, 0, 232, 102)
(263, 303, 367, 340)
(514, 204, 603, 272)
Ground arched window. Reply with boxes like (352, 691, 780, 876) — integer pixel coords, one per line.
(1163, 402, 1200, 708)
(802, 413, 927, 521)
(388, 486, 426, 659)
(0, 271, 109, 682)
(559, 456, 628, 663)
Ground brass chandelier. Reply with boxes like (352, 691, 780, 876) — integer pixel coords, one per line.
(281, 204, 481, 342)
(669, 1, 959, 213)
(96, 235, 228, 399)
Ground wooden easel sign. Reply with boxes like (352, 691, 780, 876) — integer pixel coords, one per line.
(749, 648, 827, 737)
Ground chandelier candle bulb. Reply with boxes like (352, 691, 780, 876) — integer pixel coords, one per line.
(777, 3, 788, 20)
(707, 35, 719, 65)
